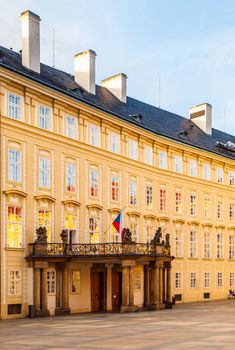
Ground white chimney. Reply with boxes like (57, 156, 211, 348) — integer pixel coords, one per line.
(101, 73, 127, 103)
(21, 10, 41, 73)
(189, 103, 212, 135)
(74, 50, 96, 94)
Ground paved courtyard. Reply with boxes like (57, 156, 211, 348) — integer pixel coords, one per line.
(1, 300, 235, 349)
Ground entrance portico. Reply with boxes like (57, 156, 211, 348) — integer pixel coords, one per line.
(27, 237, 174, 316)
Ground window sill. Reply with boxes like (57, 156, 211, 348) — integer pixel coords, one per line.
(5, 247, 25, 252)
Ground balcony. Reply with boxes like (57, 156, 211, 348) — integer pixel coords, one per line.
(28, 242, 171, 258)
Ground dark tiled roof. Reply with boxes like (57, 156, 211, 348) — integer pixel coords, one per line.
(1, 45, 235, 161)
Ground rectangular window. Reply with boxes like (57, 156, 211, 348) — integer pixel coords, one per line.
(129, 179, 137, 205)
(130, 222, 138, 242)
(175, 189, 182, 214)
(129, 140, 138, 160)
(39, 157, 50, 187)
(189, 160, 197, 177)
(230, 272, 235, 288)
(160, 187, 167, 211)
(47, 270, 56, 294)
(217, 198, 223, 220)
(175, 227, 183, 257)
(203, 231, 211, 258)
(175, 272, 182, 289)
(229, 235, 235, 259)
(71, 271, 81, 293)
(145, 146, 153, 165)
(190, 272, 196, 288)
(89, 124, 100, 147)
(8, 270, 21, 296)
(64, 213, 77, 230)
(66, 162, 76, 192)
(90, 168, 99, 197)
(203, 194, 210, 218)
(65, 115, 77, 139)
(174, 156, 183, 173)
(7, 206, 23, 248)
(204, 272, 210, 288)
(89, 217, 99, 243)
(216, 233, 223, 259)
(146, 224, 154, 243)
(216, 167, 224, 183)
(229, 202, 235, 221)
(39, 105, 50, 130)
(203, 164, 211, 180)
(229, 172, 235, 186)
(146, 183, 153, 208)
(37, 210, 52, 242)
(190, 192, 196, 216)
(217, 272, 223, 287)
(159, 151, 167, 169)
(189, 230, 197, 258)
(110, 132, 120, 154)
(8, 93, 21, 120)
(111, 174, 119, 202)
(8, 149, 21, 182)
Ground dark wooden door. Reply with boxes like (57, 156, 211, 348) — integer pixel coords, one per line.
(112, 271, 122, 311)
(91, 271, 101, 312)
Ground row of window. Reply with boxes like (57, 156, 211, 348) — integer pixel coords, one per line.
(6, 204, 235, 259)
(7, 148, 235, 220)
(175, 272, 234, 289)
(8, 269, 81, 296)
(7, 93, 235, 186)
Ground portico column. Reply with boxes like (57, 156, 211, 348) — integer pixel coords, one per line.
(129, 267, 134, 306)
(153, 265, 160, 304)
(56, 267, 61, 309)
(62, 264, 70, 312)
(41, 268, 48, 311)
(121, 266, 129, 307)
(162, 267, 166, 303)
(144, 266, 150, 306)
(159, 265, 163, 304)
(166, 262, 172, 308)
(34, 268, 40, 311)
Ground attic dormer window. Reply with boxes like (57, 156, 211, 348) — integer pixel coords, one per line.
(129, 114, 143, 122)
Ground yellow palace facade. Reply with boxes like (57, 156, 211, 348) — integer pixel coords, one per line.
(0, 10, 235, 319)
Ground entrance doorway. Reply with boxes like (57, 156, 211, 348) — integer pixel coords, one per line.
(91, 270, 106, 312)
(112, 271, 122, 311)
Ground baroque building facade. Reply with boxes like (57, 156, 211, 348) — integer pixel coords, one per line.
(0, 10, 235, 319)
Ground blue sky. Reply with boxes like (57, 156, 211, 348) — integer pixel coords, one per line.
(1, 0, 235, 134)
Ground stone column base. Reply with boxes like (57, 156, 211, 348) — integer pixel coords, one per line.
(165, 301, 173, 309)
(35, 309, 50, 317)
(120, 305, 138, 313)
(147, 302, 165, 311)
(55, 307, 71, 316)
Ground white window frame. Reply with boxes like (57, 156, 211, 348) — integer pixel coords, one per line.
(190, 272, 197, 288)
(110, 132, 120, 154)
(203, 231, 211, 259)
(174, 225, 183, 257)
(8, 148, 21, 182)
(39, 157, 50, 188)
(229, 172, 235, 186)
(89, 124, 100, 147)
(229, 235, 235, 259)
(175, 188, 182, 214)
(47, 270, 56, 294)
(159, 186, 167, 211)
(203, 194, 210, 218)
(129, 139, 138, 160)
(146, 182, 153, 209)
(66, 161, 76, 192)
(65, 115, 77, 139)
(229, 201, 235, 222)
(203, 163, 211, 180)
(188, 159, 197, 177)
(89, 168, 99, 198)
(159, 151, 167, 169)
(217, 272, 223, 287)
(7, 206, 23, 248)
(204, 272, 210, 288)
(216, 233, 223, 259)
(144, 146, 153, 165)
(174, 155, 183, 173)
(111, 173, 119, 202)
(190, 192, 196, 216)
(216, 167, 224, 184)
(189, 230, 197, 258)
(39, 105, 51, 130)
(8, 270, 21, 296)
(175, 272, 182, 289)
(230, 272, 235, 288)
(8, 92, 21, 120)
(217, 198, 223, 220)
(129, 178, 137, 206)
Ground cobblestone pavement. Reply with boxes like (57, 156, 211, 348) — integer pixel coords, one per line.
(1, 301, 235, 349)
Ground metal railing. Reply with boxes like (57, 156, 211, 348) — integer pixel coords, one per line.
(28, 242, 171, 258)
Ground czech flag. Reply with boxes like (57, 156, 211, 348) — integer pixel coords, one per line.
(112, 213, 122, 233)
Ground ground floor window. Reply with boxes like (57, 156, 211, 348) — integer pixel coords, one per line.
(175, 272, 181, 289)
(190, 272, 196, 288)
(217, 272, 223, 287)
(204, 272, 210, 288)
(47, 270, 56, 294)
(8, 270, 21, 296)
(71, 271, 81, 293)
(230, 272, 234, 288)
